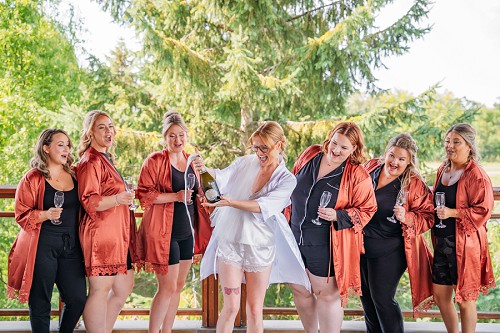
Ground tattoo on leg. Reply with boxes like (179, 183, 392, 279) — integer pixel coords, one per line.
(224, 287, 240, 295)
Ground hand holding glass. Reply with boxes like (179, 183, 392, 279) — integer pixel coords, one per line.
(52, 191, 64, 225)
(387, 190, 408, 223)
(124, 176, 138, 211)
(435, 192, 446, 228)
(312, 191, 332, 225)
(186, 173, 196, 205)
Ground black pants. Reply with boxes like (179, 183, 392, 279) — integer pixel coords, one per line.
(360, 248, 407, 333)
(29, 228, 87, 333)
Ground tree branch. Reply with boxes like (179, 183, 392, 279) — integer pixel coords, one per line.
(287, 1, 342, 22)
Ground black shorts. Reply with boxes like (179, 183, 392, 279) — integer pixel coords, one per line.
(432, 235, 458, 285)
(169, 236, 194, 265)
(299, 244, 334, 277)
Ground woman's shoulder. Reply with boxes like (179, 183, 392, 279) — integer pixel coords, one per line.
(23, 169, 44, 183)
(464, 160, 492, 184)
(363, 158, 382, 173)
(346, 160, 371, 180)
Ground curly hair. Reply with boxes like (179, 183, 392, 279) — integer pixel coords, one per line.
(30, 129, 75, 179)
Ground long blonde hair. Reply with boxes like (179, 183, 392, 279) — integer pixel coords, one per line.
(382, 133, 427, 192)
(30, 128, 75, 179)
(249, 121, 288, 161)
(77, 110, 116, 162)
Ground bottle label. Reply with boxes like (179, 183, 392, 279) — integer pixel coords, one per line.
(205, 189, 219, 202)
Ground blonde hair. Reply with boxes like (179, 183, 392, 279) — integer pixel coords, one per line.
(249, 121, 288, 161)
(162, 110, 188, 146)
(77, 110, 116, 162)
(444, 123, 479, 166)
(30, 128, 75, 178)
(382, 133, 427, 193)
(321, 122, 367, 165)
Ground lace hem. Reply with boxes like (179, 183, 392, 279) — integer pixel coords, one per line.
(136, 261, 170, 275)
(24, 211, 41, 232)
(140, 191, 160, 212)
(402, 221, 416, 239)
(85, 195, 102, 221)
(6, 285, 29, 303)
(217, 256, 271, 273)
(455, 279, 496, 303)
(340, 285, 362, 307)
(456, 209, 477, 237)
(86, 264, 128, 277)
(347, 209, 363, 233)
(413, 295, 434, 318)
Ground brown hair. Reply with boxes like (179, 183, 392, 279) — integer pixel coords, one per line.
(30, 129, 75, 179)
(444, 123, 479, 166)
(382, 133, 427, 193)
(249, 121, 288, 161)
(321, 122, 367, 164)
(77, 110, 116, 162)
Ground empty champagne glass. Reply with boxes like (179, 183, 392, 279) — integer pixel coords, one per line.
(124, 176, 138, 211)
(435, 192, 446, 228)
(387, 189, 408, 223)
(312, 191, 332, 225)
(52, 191, 64, 225)
(186, 173, 196, 205)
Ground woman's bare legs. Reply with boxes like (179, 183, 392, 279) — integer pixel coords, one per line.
(290, 281, 318, 333)
(161, 260, 192, 333)
(309, 272, 343, 333)
(148, 264, 181, 332)
(458, 300, 477, 333)
(105, 269, 134, 333)
(216, 262, 244, 333)
(244, 266, 272, 333)
(433, 283, 459, 333)
(83, 275, 114, 333)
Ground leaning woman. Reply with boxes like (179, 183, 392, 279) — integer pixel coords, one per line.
(76, 110, 137, 332)
(8, 129, 86, 333)
(362, 133, 434, 333)
(432, 123, 495, 333)
(195, 121, 310, 333)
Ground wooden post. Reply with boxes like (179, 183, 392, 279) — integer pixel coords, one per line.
(202, 275, 218, 327)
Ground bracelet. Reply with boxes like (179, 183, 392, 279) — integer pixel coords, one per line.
(115, 195, 119, 206)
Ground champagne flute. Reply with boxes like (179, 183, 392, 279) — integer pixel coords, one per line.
(312, 191, 332, 225)
(435, 192, 446, 228)
(52, 191, 64, 225)
(186, 173, 196, 205)
(124, 176, 138, 211)
(387, 189, 408, 223)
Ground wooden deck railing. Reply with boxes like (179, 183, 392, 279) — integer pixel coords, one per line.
(1, 185, 499, 327)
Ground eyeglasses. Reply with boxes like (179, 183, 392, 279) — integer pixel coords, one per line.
(251, 145, 271, 153)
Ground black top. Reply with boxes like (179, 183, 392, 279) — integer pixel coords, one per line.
(364, 165, 404, 258)
(433, 176, 458, 237)
(290, 153, 352, 246)
(171, 165, 198, 239)
(42, 178, 80, 239)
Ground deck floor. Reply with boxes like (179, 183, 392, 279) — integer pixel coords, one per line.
(1, 320, 500, 333)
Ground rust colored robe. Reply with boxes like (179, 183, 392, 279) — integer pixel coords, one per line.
(364, 159, 435, 316)
(7, 170, 46, 303)
(77, 147, 137, 276)
(136, 150, 212, 274)
(433, 160, 495, 302)
(285, 145, 377, 306)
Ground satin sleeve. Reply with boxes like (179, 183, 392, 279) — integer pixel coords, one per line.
(403, 178, 434, 238)
(137, 156, 162, 211)
(14, 177, 42, 232)
(344, 174, 377, 232)
(253, 173, 297, 223)
(214, 156, 245, 194)
(77, 158, 103, 221)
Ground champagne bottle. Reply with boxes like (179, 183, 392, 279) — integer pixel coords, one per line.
(199, 169, 221, 203)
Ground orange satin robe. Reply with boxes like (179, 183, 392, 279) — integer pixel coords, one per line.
(364, 158, 435, 316)
(77, 147, 137, 276)
(285, 145, 377, 306)
(433, 160, 495, 302)
(7, 170, 46, 302)
(136, 150, 212, 275)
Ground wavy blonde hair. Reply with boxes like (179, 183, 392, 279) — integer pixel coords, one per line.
(381, 133, 427, 193)
(77, 110, 116, 162)
(321, 122, 367, 165)
(30, 129, 75, 179)
(162, 110, 189, 147)
(249, 121, 288, 161)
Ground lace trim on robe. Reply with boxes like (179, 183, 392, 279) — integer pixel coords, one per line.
(455, 278, 497, 303)
(413, 295, 435, 318)
(347, 209, 363, 233)
(86, 264, 128, 277)
(6, 285, 29, 304)
(24, 211, 42, 232)
(140, 191, 160, 212)
(85, 195, 102, 221)
(456, 208, 477, 237)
